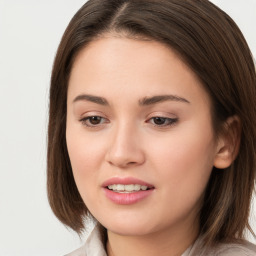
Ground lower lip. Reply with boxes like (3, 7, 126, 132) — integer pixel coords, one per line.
(103, 188, 154, 205)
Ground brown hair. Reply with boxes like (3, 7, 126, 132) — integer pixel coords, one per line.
(47, 0, 256, 246)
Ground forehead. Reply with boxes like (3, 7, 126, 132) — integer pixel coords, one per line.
(68, 37, 210, 107)
(70, 37, 188, 80)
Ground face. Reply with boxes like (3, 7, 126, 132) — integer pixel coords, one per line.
(66, 37, 220, 237)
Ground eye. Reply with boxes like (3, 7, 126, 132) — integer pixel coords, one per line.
(80, 116, 108, 127)
(148, 117, 178, 127)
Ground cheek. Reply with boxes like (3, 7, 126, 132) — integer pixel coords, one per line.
(144, 131, 215, 227)
(66, 118, 107, 166)
(149, 125, 216, 198)
(66, 127, 106, 192)
(66, 133, 105, 214)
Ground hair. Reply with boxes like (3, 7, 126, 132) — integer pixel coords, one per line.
(47, 0, 256, 247)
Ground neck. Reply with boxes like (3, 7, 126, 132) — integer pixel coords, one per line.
(106, 219, 199, 256)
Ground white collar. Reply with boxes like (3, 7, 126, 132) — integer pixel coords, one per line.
(82, 225, 194, 256)
(67, 225, 256, 256)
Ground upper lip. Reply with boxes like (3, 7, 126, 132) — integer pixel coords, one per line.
(102, 177, 154, 188)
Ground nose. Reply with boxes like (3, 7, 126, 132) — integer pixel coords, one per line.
(105, 122, 145, 168)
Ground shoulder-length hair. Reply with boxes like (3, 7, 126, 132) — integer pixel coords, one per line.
(47, 0, 256, 246)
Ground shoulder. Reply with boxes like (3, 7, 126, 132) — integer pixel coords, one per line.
(64, 225, 107, 256)
(188, 237, 256, 256)
(213, 241, 256, 256)
(65, 245, 86, 256)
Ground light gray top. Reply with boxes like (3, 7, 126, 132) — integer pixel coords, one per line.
(65, 226, 256, 256)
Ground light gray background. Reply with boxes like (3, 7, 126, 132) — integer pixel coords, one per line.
(0, 1, 255, 255)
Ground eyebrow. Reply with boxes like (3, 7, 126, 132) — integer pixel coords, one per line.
(72, 94, 190, 106)
(73, 94, 109, 105)
(139, 95, 190, 105)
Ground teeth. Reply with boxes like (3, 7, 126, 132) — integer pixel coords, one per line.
(134, 184, 140, 191)
(116, 184, 124, 191)
(141, 185, 147, 191)
(125, 184, 134, 191)
(107, 184, 149, 192)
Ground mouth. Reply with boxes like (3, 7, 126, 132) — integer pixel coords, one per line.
(106, 184, 152, 193)
(102, 177, 155, 204)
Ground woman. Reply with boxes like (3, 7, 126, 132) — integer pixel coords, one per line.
(47, 0, 256, 255)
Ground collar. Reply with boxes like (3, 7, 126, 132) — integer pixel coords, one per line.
(83, 225, 194, 256)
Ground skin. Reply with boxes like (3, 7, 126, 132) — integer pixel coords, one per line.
(66, 36, 235, 256)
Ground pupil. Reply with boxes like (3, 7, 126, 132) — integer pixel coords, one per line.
(154, 117, 165, 125)
(90, 116, 101, 125)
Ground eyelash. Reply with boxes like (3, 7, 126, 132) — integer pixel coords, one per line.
(147, 117, 178, 127)
(79, 116, 108, 127)
(79, 116, 178, 128)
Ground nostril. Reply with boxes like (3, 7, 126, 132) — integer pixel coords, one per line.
(127, 161, 137, 165)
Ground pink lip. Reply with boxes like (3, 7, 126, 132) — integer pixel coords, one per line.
(102, 177, 155, 205)
(102, 177, 154, 188)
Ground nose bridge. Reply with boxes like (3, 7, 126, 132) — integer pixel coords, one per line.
(105, 119, 144, 168)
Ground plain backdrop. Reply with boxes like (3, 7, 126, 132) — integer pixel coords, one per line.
(0, 1, 255, 255)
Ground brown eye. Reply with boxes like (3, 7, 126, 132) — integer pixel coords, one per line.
(149, 117, 178, 127)
(88, 116, 102, 125)
(80, 115, 108, 127)
(153, 117, 167, 125)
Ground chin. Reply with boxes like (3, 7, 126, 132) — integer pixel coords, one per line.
(108, 226, 152, 237)
(101, 218, 160, 237)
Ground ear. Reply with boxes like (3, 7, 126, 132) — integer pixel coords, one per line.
(214, 116, 241, 169)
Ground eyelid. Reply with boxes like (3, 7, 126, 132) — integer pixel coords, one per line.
(79, 110, 107, 118)
(146, 112, 178, 128)
(78, 111, 178, 128)
(146, 111, 177, 119)
(79, 112, 109, 128)
(147, 117, 178, 126)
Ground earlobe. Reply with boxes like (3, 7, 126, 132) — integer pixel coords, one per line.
(213, 116, 241, 169)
